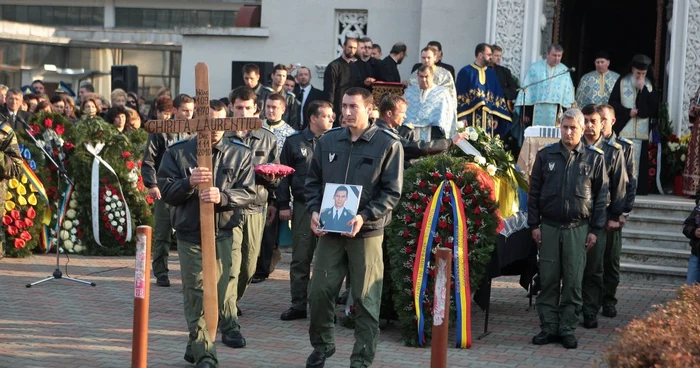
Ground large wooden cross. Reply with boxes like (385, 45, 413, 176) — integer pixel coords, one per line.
(144, 63, 262, 339)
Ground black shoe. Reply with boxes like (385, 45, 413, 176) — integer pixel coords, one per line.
(184, 353, 194, 364)
(601, 305, 617, 318)
(281, 307, 307, 321)
(583, 316, 598, 329)
(561, 335, 578, 349)
(156, 275, 171, 287)
(196, 361, 215, 368)
(306, 347, 335, 368)
(336, 290, 349, 305)
(251, 276, 266, 284)
(222, 331, 246, 348)
(532, 331, 559, 345)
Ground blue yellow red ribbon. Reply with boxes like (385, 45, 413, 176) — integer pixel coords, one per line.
(412, 179, 472, 348)
(20, 160, 48, 204)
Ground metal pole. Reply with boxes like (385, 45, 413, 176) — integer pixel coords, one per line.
(131, 226, 152, 368)
(430, 248, 453, 368)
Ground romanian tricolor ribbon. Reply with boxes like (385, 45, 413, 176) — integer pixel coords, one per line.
(412, 179, 472, 348)
(20, 160, 48, 204)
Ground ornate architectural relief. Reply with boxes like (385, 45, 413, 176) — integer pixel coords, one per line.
(683, 0, 700, 130)
(335, 10, 367, 58)
(494, 0, 525, 78)
(541, 0, 556, 56)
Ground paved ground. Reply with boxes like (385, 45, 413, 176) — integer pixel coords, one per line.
(0, 249, 682, 368)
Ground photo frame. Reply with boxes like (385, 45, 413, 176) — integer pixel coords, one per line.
(318, 183, 362, 233)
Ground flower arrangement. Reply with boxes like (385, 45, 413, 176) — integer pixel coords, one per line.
(385, 154, 500, 346)
(663, 133, 690, 177)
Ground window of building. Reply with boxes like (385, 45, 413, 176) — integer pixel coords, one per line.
(114, 8, 237, 29)
(0, 5, 103, 27)
(335, 10, 368, 57)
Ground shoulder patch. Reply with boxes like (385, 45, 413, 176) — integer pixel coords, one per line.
(587, 145, 604, 155)
(0, 122, 12, 134)
(381, 129, 400, 140)
(617, 137, 633, 145)
(263, 86, 274, 92)
(607, 140, 622, 150)
(403, 123, 414, 130)
(286, 91, 296, 98)
(261, 126, 273, 133)
(231, 140, 250, 149)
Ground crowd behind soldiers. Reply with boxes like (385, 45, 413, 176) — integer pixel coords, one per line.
(0, 36, 644, 367)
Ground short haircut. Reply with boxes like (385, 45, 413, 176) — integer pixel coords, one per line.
(417, 64, 434, 75)
(272, 64, 288, 74)
(343, 87, 373, 107)
(0, 85, 8, 93)
(266, 93, 287, 104)
(24, 93, 38, 102)
(548, 44, 564, 53)
(32, 79, 45, 87)
(286, 75, 296, 82)
(492, 44, 503, 52)
(379, 94, 407, 116)
(106, 105, 130, 126)
(372, 44, 382, 52)
(228, 86, 257, 105)
(307, 100, 332, 118)
(598, 104, 616, 117)
(359, 36, 373, 44)
(6, 88, 22, 97)
(475, 43, 492, 57)
(110, 88, 127, 102)
(242, 63, 260, 75)
(36, 101, 52, 112)
(50, 95, 64, 104)
(427, 41, 443, 51)
(81, 98, 97, 110)
(390, 43, 407, 54)
(209, 99, 227, 112)
(335, 185, 348, 195)
(581, 104, 599, 116)
(173, 94, 194, 109)
(344, 37, 358, 46)
(155, 96, 174, 113)
(80, 83, 95, 93)
(560, 108, 584, 128)
(421, 46, 437, 55)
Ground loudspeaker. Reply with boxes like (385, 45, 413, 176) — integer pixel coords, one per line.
(111, 65, 138, 94)
(231, 61, 274, 90)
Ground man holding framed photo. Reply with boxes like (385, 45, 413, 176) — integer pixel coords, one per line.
(304, 87, 404, 368)
(319, 185, 358, 233)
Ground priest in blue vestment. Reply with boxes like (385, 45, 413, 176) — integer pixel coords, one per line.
(515, 44, 575, 127)
(404, 65, 457, 140)
(575, 51, 620, 107)
(456, 43, 512, 138)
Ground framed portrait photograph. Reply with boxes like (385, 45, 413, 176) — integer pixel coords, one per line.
(318, 183, 362, 233)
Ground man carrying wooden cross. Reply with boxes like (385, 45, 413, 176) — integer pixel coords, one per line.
(154, 63, 261, 368)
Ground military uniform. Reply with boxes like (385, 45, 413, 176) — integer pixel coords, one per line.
(254, 84, 301, 130)
(142, 132, 193, 284)
(602, 134, 637, 312)
(157, 136, 256, 367)
(226, 127, 279, 301)
(582, 134, 628, 324)
(528, 140, 608, 340)
(305, 123, 403, 367)
(277, 128, 319, 313)
(0, 122, 23, 257)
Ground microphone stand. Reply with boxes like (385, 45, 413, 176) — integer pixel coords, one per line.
(11, 116, 96, 288)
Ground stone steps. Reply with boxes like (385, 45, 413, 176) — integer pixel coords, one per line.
(621, 228, 689, 250)
(625, 214, 686, 233)
(620, 245, 690, 268)
(620, 262, 687, 284)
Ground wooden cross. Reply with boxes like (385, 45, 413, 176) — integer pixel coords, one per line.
(144, 63, 262, 339)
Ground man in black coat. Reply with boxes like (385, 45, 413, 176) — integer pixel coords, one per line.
(294, 66, 325, 130)
(377, 43, 407, 83)
(0, 88, 32, 134)
(411, 41, 455, 80)
(323, 38, 360, 122)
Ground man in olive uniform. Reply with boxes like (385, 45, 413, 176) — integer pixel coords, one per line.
(0, 119, 24, 258)
(600, 104, 637, 318)
(278, 100, 335, 321)
(304, 87, 403, 368)
(528, 108, 608, 349)
(580, 104, 628, 329)
(142, 94, 194, 287)
(157, 100, 256, 368)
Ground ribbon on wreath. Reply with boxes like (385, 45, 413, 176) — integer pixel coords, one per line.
(412, 179, 472, 348)
(85, 143, 133, 246)
(46, 183, 74, 253)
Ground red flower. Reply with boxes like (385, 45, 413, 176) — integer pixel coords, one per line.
(430, 185, 438, 192)
(411, 193, 419, 200)
(445, 241, 454, 249)
(438, 220, 448, 229)
(104, 223, 110, 229)
(649, 168, 656, 176)
(145, 195, 154, 205)
(54, 124, 65, 135)
(137, 182, 145, 192)
(432, 172, 440, 178)
(407, 204, 415, 212)
(464, 185, 473, 194)
(7, 225, 17, 236)
(434, 236, 442, 244)
(422, 196, 430, 204)
(137, 161, 142, 168)
(2, 215, 12, 226)
(63, 142, 74, 150)
(14, 238, 26, 249)
(474, 206, 482, 214)
(442, 195, 450, 203)
(14, 219, 24, 229)
(26, 207, 36, 219)
(404, 246, 413, 253)
(43, 118, 53, 129)
(445, 172, 454, 180)
(122, 151, 132, 159)
(402, 230, 410, 238)
(28, 124, 40, 135)
(126, 161, 136, 170)
(24, 218, 33, 228)
(102, 215, 108, 221)
(111, 228, 117, 235)
(419, 181, 427, 188)
(10, 209, 20, 220)
(470, 235, 478, 243)
(19, 230, 32, 241)
(476, 219, 482, 227)
(102, 178, 108, 184)
(405, 215, 412, 223)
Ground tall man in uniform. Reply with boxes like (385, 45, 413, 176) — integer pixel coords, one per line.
(157, 100, 256, 368)
(142, 93, 195, 287)
(0, 118, 23, 258)
(580, 104, 628, 329)
(304, 88, 403, 368)
(599, 104, 637, 318)
(528, 108, 608, 349)
(278, 100, 335, 321)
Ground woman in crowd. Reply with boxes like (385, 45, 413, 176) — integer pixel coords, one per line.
(81, 98, 99, 120)
(126, 107, 142, 130)
(24, 94, 39, 113)
(148, 87, 172, 119)
(106, 105, 130, 132)
(111, 88, 128, 107)
(62, 95, 78, 121)
(50, 96, 65, 115)
(35, 101, 53, 113)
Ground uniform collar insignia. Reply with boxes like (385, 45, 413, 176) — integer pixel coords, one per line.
(548, 162, 555, 171)
(301, 147, 307, 156)
(329, 153, 336, 162)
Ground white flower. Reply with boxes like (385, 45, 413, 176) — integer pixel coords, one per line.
(456, 121, 466, 130)
(70, 235, 77, 242)
(111, 220, 118, 227)
(476, 156, 487, 165)
(120, 211, 126, 216)
(73, 244, 83, 253)
(469, 132, 479, 141)
(66, 209, 76, 219)
(63, 240, 74, 250)
(486, 164, 498, 176)
(73, 219, 79, 226)
(128, 172, 138, 182)
(117, 201, 123, 208)
(105, 196, 111, 203)
(112, 194, 119, 201)
(63, 220, 73, 229)
(117, 225, 123, 233)
(681, 154, 687, 162)
(60, 230, 70, 240)
(106, 190, 112, 197)
(69, 199, 78, 209)
(36, 140, 45, 148)
(57, 138, 65, 146)
(71, 228, 77, 234)
(108, 213, 114, 220)
(119, 218, 125, 224)
(105, 204, 111, 211)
